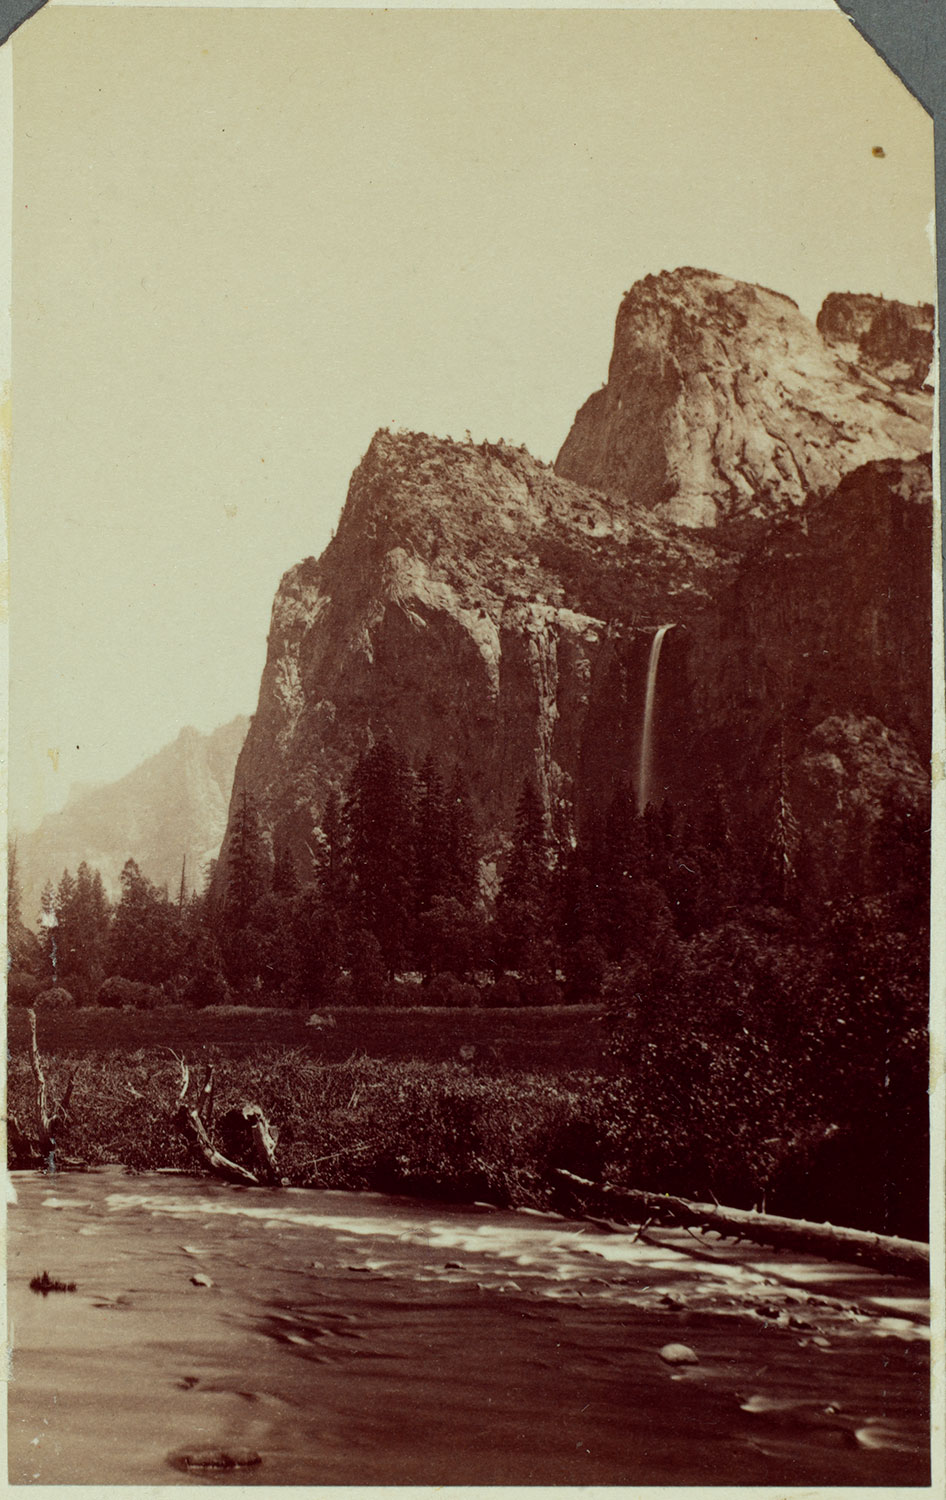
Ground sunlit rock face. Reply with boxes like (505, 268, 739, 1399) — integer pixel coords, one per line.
(229, 427, 732, 863)
(555, 268, 931, 531)
(224, 272, 931, 891)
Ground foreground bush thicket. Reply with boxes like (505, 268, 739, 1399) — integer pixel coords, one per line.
(7, 1039, 926, 1238)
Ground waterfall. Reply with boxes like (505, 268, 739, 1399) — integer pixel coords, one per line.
(636, 624, 674, 814)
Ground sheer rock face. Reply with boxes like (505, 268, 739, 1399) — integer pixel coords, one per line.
(225, 271, 931, 884)
(654, 456, 932, 833)
(17, 716, 249, 927)
(233, 429, 731, 863)
(555, 268, 932, 530)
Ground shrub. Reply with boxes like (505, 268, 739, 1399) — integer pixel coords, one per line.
(33, 986, 76, 1008)
(426, 973, 480, 1008)
(96, 976, 163, 1010)
(7, 971, 41, 1007)
(489, 974, 521, 1007)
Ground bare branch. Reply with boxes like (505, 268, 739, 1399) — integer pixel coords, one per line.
(57, 1064, 82, 1122)
(198, 1065, 215, 1126)
(28, 1010, 51, 1137)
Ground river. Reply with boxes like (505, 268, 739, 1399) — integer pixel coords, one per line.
(7, 1167, 929, 1486)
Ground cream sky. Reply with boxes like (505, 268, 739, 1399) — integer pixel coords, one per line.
(8, 4, 935, 833)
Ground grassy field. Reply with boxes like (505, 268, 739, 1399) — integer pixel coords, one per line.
(8, 1003, 612, 1072)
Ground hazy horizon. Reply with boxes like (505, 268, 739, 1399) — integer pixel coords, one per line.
(10, 5, 935, 834)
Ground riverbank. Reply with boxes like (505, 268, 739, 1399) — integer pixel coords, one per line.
(8, 1166, 930, 1486)
(7, 1030, 928, 1237)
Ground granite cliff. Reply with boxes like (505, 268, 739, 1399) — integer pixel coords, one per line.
(223, 269, 932, 890)
(555, 268, 931, 530)
(230, 428, 728, 856)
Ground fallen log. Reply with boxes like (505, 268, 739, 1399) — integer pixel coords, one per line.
(173, 1057, 281, 1187)
(553, 1169, 929, 1283)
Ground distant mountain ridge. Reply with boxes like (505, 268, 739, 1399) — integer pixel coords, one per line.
(16, 715, 249, 927)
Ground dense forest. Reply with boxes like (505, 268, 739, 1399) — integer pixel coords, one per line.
(8, 734, 929, 1234)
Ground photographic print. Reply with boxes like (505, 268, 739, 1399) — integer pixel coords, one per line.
(3, 0, 939, 1489)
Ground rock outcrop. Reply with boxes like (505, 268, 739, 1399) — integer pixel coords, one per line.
(222, 269, 932, 895)
(816, 292, 934, 391)
(17, 715, 248, 925)
(555, 268, 932, 530)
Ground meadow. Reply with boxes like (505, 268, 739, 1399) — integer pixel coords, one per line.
(6, 1002, 608, 1069)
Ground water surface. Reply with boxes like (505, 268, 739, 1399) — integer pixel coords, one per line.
(8, 1168, 929, 1485)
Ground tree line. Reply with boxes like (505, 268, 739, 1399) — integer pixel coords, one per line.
(7, 734, 929, 1232)
(8, 732, 927, 1018)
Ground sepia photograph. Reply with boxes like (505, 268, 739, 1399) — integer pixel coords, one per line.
(3, 0, 940, 1489)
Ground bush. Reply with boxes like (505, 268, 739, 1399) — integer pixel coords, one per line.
(7, 971, 41, 1007)
(96, 976, 163, 1010)
(425, 973, 480, 1008)
(489, 974, 521, 1007)
(33, 986, 76, 1009)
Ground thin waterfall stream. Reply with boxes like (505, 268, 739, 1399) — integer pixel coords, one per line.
(636, 623, 674, 813)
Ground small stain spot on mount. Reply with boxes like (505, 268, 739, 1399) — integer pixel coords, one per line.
(872, 146, 886, 158)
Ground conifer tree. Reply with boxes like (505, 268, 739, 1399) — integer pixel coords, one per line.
(319, 787, 348, 908)
(344, 737, 416, 973)
(495, 777, 555, 992)
(443, 765, 479, 907)
(38, 879, 57, 982)
(6, 840, 41, 974)
(109, 858, 183, 987)
(272, 843, 299, 899)
(224, 787, 267, 927)
(414, 754, 449, 918)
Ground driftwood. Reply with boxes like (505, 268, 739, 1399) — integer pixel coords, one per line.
(553, 1169, 929, 1283)
(8, 1009, 81, 1170)
(173, 1056, 281, 1187)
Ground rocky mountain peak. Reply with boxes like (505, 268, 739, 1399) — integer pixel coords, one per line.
(555, 266, 932, 530)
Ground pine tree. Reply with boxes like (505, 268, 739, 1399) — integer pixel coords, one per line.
(56, 861, 112, 1002)
(315, 787, 347, 912)
(344, 737, 416, 973)
(763, 735, 800, 908)
(54, 869, 79, 979)
(7, 838, 21, 929)
(494, 777, 554, 991)
(414, 754, 449, 917)
(38, 878, 58, 983)
(224, 787, 267, 929)
(6, 840, 41, 974)
(595, 782, 645, 960)
(109, 858, 183, 987)
(443, 765, 479, 907)
(272, 843, 299, 898)
(290, 883, 343, 1004)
